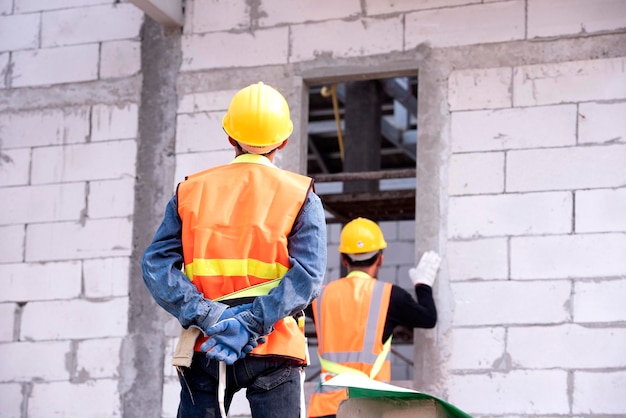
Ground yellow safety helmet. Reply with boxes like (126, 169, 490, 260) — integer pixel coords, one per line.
(338, 217, 387, 258)
(222, 82, 293, 152)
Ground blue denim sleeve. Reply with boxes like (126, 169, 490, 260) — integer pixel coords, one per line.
(141, 195, 228, 331)
(237, 191, 328, 336)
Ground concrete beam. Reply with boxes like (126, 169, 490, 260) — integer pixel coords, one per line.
(129, 0, 183, 27)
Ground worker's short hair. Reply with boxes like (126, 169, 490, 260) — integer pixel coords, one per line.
(342, 250, 383, 267)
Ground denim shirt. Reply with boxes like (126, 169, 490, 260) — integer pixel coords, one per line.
(141, 176, 327, 338)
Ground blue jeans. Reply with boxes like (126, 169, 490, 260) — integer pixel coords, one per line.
(178, 353, 303, 418)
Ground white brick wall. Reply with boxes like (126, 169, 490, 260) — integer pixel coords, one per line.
(83, 257, 130, 298)
(0, 383, 22, 418)
(0, 148, 30, 186)
(573, 371, 626, 414)
(509, 324, 626, 368)
(511, 233, 626, 279)
(0, 261, 82, 302)
(20, 298, 128, 340)
(41, 3, 142, 47)
(452, 281, 571, 326)
(0, 183, 86, 224)
(405, 0, 525, 49)
(448, 192, 572, 238)
(258, 0, 361, 27)
(528, 0, 626, 38)
(28, 380, 121, 418)
(0, 225, 25, 263)
(0, 341, 71, 381)
(448, 67, 512, 111)
(447, 238, 508, 281)
(576, 188, 626, 232)
(448, 370, 569, 414)
(579, 102, 626, 144)
(448, 152, 504, 195)
(0, 303, 15, 341)
(574, 279, 626, 322)
(0, 13, 40, 52)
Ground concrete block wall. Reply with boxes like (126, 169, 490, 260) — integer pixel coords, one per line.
(1, 0, 625, 417)
(446, 55, 626, 416)
(0, 1, 142, 417)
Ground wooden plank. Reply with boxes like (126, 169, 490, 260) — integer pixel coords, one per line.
(129, 0, 183, 27)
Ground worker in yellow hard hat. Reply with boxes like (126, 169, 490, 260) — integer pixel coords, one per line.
(142, 82, 328, 418)
(308, 217, 440, 418)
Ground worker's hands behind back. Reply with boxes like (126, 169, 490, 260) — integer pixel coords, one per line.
(408, 251, 441, 288)
(201, 316, 259, 365)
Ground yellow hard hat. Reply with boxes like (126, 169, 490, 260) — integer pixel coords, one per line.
(338, 217, 387, 256)
(222, 82, 293, 151)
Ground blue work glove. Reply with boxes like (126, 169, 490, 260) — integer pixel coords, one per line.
(201, 318, 257, 365)
(218, 303, 252, 322)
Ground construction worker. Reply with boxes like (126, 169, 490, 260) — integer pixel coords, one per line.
(308, 217, 440, 418)
(142, 82, 327, 418)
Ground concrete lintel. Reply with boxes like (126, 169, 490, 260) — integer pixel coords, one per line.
(129, 0, 183, 28)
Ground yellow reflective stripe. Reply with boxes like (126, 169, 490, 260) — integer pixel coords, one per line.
(368, 336, 392, 380)
(318, 336, 392, 381)
(319, 355, 369, 379)
(215, 278, 282, 301)
(185, 258, 289, 281)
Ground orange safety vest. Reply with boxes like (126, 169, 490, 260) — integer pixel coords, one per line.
(177, 154, 313, 362)
(308, 271, 393, 417)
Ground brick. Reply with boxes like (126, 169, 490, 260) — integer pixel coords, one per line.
(100, 39, 140, 79)
(178, 90, 238, 114)
(76, 337, 122, 379)
(21, 298, 128, 340)
(451, 105, 576, 152)
(0, 225, 25, 263)
(448, 67, 512, 111)
(579, 102, 626, 144)
(0, 148, 30, 187)
(176, 112, 228, 153)
(448, 192, 572, 238)
(83, 257, 130, 298)
(190, 0, 249, 33)
(576, 188, 626, 232)
(175, 151, 233, 185)
(290, 17, 403, 63)
(447, 238, 508, 281)
(509, 324, 626, 369)
(258, 0, 361, 27)
(513, 57, 626, 106)
(384, 241, 414, 265)
(449, 327, 505, 370)
(507, 144, 626, 192)
(397, 220, 416, 241)
(0, 261, 81, 302)
(91, 103, 138, 141)
(0, 183, 86, 225)
(25, 218, 133, 261)
(574, 279, 626, 322)
(511, 233, 626, 279)
(88, 178, 135, 219)
(573, 370, 626, 414)
(181, 28, 288, 71)
(0, 13, 39, 52)
(15, 0, 112, 13)
(0, 341, 70, 381)
(451, 281, 571, 326)
(366, 0, 479, 15)
(528, 0, 626, 38)
(28, 380, 121, 418)
(31, 139, 137, 184)
(448, 370, 569, 415)
(11, 44, 99, 87)
(0, 303, 15, 341)
(0, 106, 90, 149)
(0, 383, 21, 418)
(405, 0, 524, 49)
(448, 152, 504, 195)
(41, 3, 143, 47)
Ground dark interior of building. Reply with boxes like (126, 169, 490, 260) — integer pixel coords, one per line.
(306, 76, 419, 224)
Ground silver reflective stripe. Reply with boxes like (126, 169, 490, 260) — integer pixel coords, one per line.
(318, 280, 386, 364)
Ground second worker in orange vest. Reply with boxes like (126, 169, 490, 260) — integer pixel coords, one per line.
(308, 217, 440, 418)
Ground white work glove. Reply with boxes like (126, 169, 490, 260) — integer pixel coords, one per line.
(408, 251, 441, 287)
